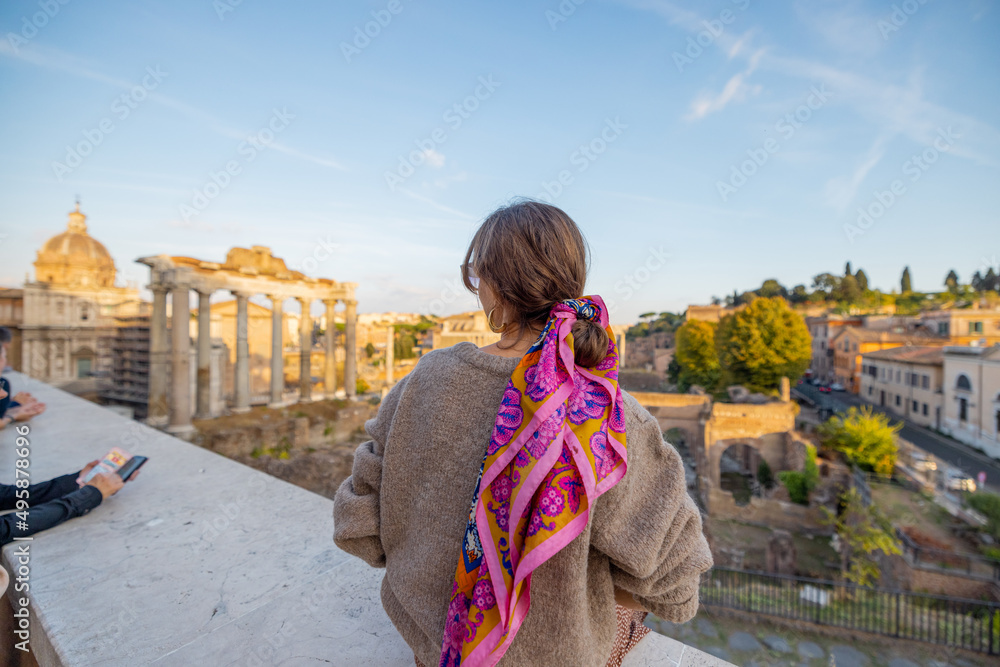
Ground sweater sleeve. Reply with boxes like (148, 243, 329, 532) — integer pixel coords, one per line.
(590, 408, 714, 623)
(332, 377, 409, 568)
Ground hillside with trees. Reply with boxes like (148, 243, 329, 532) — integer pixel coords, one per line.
(712, 262, 1000, 315)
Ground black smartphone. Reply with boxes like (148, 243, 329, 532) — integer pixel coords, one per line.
(116, 456, 148, 481)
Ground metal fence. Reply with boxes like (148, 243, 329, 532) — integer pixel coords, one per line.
(701, 567, 1000, 655)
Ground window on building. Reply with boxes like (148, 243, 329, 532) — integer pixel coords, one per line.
(969, 321, 984, 335)
(896, 395, 901, 407)
(896, 370, 901, 383)
(76, 358, 92, 379)
(956, 374, 972, 391)
(80, 304, 89, 321)
(923, 403, 929, 416)
(938, 322, 949, 335)
(922, 375, 930, 390)
(912, 400, 919, 412)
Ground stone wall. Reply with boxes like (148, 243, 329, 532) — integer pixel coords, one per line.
(707, 487, 830, 534)
(0, 371, 730, 667)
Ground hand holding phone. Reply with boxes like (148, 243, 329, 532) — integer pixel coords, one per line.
(116, 456, 148, 482)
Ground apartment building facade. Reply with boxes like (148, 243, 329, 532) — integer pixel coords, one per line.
(860, 346, 944, 429)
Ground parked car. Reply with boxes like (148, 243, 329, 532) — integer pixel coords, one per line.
(910, 451, 937, 472)
(830, 383, 846, 392)
(819, 384, 832, 393)
(945, 470, 977, 493)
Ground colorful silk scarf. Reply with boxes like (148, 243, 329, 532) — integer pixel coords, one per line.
(439, 295, 628, 667)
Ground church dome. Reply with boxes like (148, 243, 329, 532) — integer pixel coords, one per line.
(34, 204, 117, 287)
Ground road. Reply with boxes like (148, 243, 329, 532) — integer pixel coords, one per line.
(794, 382, 1000, 494)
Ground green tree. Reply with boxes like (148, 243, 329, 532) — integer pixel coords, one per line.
(715, 297, 812, 392)
(945, 269, 960, 295)
(845, 261, 853, 277)
(364, 342, 376, 358)
(789, 284, 810, 304)
(674, 320, 720, 391)
(394, 332, 416, 359)
(777, 443, 818, 505)
(855, 269, 870, 292)
(972, 271, 985, 292)
(812, 273, 841, 293)
(986, 267, 999, 293)
(757, 279, 788, 299)
(821, 487, 902, 587)
(757, 459, 775, 491)
(835, 274, 862, 303)
(818, 406, 901, 475)
(901, 266, 913, 293)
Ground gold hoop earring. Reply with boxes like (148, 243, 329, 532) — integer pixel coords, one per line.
(487, 307, 507, 333)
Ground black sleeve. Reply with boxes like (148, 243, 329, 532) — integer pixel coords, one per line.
(0, 485, 103, 545)
(0, 473, 84, 511)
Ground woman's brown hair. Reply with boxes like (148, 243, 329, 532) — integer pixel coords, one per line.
(461, 200, 609, 367)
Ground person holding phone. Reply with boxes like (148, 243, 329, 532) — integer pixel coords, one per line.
(0, 451, 137, 545)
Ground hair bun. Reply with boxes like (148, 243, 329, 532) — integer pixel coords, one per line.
(571, 318, 610, 368)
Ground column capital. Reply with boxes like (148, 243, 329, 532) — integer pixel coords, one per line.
(267, 294, 286, 306)
(231, 290, 253, 300)
(323, 297, 339, 308)
(149, 283, 170, 295)
(344, 299, 358, 308)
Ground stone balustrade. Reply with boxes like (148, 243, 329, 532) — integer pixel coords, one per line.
(0, 372, 730, 666)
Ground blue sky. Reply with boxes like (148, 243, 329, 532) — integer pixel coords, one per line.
(1, 0, 997, 322)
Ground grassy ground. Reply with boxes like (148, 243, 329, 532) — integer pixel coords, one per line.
(705, 517, 839, 578)
(871, 483, 974, 553)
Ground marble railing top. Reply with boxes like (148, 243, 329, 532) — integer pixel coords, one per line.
(0, 372, 730, 666)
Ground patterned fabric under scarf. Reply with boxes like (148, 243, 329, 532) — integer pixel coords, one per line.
(438, 296, 629, 667)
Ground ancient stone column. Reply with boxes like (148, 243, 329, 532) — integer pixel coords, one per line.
(298, 297, 312, 402)
(233, 292, 251, 413)
(167, 285, 194, 435)
(617, 332, 627, 368)
(324, 299, 338, 399)
(385, 324, 394, 387)
(344, 299, 358, 398)
(147, 285, 169, 427)
(269, 295, 284, 407)
(195, 290, 212, 419)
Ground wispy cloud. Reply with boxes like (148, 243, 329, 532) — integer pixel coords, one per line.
(0, 41, 348, 171)
(823, 133, 892, 211)
(397, 188, 476, 220)
(685, 49, 765, 121)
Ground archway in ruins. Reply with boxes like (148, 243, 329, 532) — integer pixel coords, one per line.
(718, 442, 768, 507)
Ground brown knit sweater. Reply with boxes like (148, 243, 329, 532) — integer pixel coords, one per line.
(333, 342, 713, 667)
